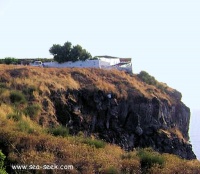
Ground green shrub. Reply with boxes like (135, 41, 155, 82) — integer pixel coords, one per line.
(137, 148, 165, 172)
(81, 138, 106, 148)
(17, 120, 34, 133)
(4, 57, 19, 65)
(138, 71, 157, 86)
(0, 150, 7, 174)
(0, 168, 7, 174)
(10, 91, 26, 105)
(49, 125, 69, 137)
(24, 104, 41, 119)
(7, 113, 22, 121)
(138, 71, 166, 92)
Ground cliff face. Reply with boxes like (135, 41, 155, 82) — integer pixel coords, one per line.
(50, 88, 195, 160)
(1, 66, 196, 160)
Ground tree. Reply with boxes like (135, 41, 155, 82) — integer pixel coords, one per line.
(1, 57, 19, 65)
(49, 41, 92, 63)
(70, 45, 83, 61)
(70, 45, 92, 61)
(63, 42, 72, 61)
(80, 49, 92, 61)
(49, 43, 70, 63)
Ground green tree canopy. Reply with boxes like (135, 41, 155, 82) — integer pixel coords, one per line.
(49, 42, 92, 63)
(0, 57, 19, 65)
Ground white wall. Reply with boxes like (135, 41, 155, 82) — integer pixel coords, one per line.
(99, 60, 110, 68)
(99, 58, 120, 65)
(44, 60, 100, 68)
(41, 59, 133, 73)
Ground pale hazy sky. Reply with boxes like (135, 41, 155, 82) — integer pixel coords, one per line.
(0, 0, 200, 110)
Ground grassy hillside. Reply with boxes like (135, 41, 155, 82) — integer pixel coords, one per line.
(0, 65, 199, 174)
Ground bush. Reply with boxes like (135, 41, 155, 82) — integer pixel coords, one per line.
(137, 71, 157, 86)
(81, 138, 106, 148)
(0, 150, 7, 174)
(24, 104, 41, 119)
(137, 148, 165, 172)
(7, 113, 22, 121)
(138, 71, 166, 92)
(17, 120, 34, 133)
(10, 91, 26, 105)
(49, 125, 69, 137)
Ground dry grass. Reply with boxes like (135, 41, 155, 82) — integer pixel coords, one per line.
(159, 127, 186, 142)
(0, 65, 199, 173)
(0, 65, 178, 103)
(0, 106, 200, 174)
(1, 124, 199, 174)
(169, 127, 186, 142)
(149, 153, 200, 174)
(0, 125, 142, 174)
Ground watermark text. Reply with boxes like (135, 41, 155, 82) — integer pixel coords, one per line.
(11, 164, 74, 170)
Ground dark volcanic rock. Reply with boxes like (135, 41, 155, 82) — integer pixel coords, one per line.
(51, 89, 196, 160)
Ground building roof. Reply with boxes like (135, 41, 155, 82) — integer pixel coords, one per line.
(96, 55, 132, 60)
(96, 55, 120, 59)
(119, 58, 132, 62)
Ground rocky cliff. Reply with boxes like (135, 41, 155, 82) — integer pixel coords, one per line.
(50, 88, 195, 160)
(1, 66, 196, 160)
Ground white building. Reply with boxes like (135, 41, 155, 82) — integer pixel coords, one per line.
(40, 55, 133, 73)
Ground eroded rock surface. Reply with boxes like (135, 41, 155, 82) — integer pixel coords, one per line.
(50, 89, 196, 160)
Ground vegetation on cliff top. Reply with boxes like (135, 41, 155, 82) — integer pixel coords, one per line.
(49, 41, 92, 63)
(0, 65, 199, 173)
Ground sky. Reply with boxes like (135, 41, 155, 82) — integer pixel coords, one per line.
(0, 0, 200, 111)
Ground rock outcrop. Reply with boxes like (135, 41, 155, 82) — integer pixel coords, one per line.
(49, 88, 196, 160)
